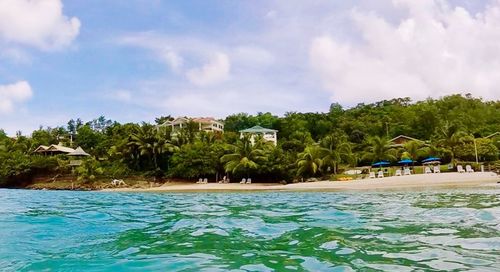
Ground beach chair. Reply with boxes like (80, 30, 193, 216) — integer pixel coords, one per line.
(246, 178, 252, 184)
(433, 166, 441, 173)
(369, 172, 376, 179)
(424, 167, 432, 174)
(403, 168, 411, 176)
(377, 171, 384, 178)
(457, 165, 465, 173)
(395, 169, 402, 176)
(203, 178, 208, 184)
(240, 178, 246, 184)
(466, 165, 474, 173)
(197, 178, 203, 184)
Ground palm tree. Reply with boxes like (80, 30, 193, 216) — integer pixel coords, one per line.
(296, 145, 324, 177)
(220, 135, 267, 179)
(435, 122, 469, 164)
(320, 134, 353, 174)
(362, 136, 397, 163)
(400, 140, 427, 162)
(129, 124, 177, 170)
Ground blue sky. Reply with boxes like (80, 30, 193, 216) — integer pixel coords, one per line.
(0, 0, 498, 135)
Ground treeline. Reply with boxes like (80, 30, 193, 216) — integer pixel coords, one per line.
(1, 94, 499, 187)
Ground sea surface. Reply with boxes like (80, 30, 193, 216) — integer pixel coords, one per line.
(0, 189, 499, 271)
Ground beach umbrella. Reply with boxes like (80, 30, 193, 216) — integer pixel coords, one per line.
(421, 157, 441, 164)
(372, 161, 390, 167)
(398, 159, 414, 165)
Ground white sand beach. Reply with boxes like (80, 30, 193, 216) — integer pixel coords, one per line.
(102, 172, 500, 192)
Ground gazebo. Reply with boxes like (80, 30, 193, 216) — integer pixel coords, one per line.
(67, 147, 90, 166)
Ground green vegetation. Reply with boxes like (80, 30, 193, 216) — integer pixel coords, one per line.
(1, 94, 499, 187)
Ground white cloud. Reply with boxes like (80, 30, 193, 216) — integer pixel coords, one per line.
(0, 81, 33, 113)
(310, 0, 500, 105)
(186, 52, 231, 86)
(0, 0, 80, 50)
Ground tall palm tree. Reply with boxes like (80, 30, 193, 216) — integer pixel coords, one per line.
(320, 134, 353, 174)
(435, 122, 469, 163)
(220, 135, 267, 178)
(129, 124, 177, 170)
(362, 136, 397, 163)
(296, 145, 325, 177)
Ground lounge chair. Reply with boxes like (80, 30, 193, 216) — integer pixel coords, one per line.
(203, 178, 208, 184)
(377, 171, 384, 178)
(466, 165, 474, 173)
(433, 166, 441, 173)
(240, 178, 246, 184)
(403, 168, 411, 176)
(457, 165, 465, 173)
(424, 167, 432, 174)
(197, 178, 203, 184)
(246, 178, 252, 184)
(369, 172, 376, 179)
(395, 169, 402, 176)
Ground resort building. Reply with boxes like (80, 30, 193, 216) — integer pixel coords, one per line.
(34, 144, 76, 155)
(161, 117, 224, 133)
(240, 126, 278, 146)
(389, 135, 424, 147)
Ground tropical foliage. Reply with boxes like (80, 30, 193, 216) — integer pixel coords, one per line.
(0, 94, 499, 186)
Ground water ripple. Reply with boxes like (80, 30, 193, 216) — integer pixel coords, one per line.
(0, 188, 499, 271)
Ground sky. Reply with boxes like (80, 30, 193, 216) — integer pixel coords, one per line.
(1, 0, 499, 135)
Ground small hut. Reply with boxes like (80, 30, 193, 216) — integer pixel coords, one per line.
(67, 147, 90, 166)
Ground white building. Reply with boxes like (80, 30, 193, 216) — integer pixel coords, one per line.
(239, 126, 278, 146)
(161, 117, 224, 133)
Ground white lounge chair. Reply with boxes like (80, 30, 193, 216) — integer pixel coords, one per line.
(395, 169, 402, 176)
(457, 165, 465, 173)
(197, 178, 203, 184)
(403, 168, 411, 176)
(246, 178, 252, 184)
(433, 166, 441, 173)
(466, 165, 474, 173)
(424, 167, 432, 174)
(369, 172, 376, 179)
(377, 171, 384, 178)
(240, 178, 246, 184)
(203, 178, 208, 184)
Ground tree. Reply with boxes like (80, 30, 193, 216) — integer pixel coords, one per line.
(129, 124, 177, 173)
(435, 122, 469, 164)
(296, 145, 324, 178)
(320, 133, 353, 174)
(220, 135, 268, 179)
(362, 136, 397, 163)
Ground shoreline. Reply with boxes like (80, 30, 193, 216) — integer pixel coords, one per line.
(101, 172, 500, 193)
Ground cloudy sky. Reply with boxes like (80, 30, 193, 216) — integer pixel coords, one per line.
(1, 0, 499, 134)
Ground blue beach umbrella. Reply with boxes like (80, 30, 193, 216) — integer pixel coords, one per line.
(422, 157, 441, 164)
(398, 159, 414, 165)
(372, 161, 390, 167)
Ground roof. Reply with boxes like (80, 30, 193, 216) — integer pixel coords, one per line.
(36, 144, 75, 154)
(34, 145, 49, 152)
(68, 147, 90, 156)
(162, 117, 222, 126)
(240, 125, 278, 133)
(389, 135, 423, 143)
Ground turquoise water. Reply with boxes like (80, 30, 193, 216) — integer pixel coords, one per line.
(0, 189, 499, 271)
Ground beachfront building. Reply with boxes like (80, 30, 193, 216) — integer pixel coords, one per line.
(240, 126, 278, 146)
(389, 135, 424, 147)
(161, 117, 224, 133)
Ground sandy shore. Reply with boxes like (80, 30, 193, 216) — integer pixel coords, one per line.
(101, 172, 500, 192)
